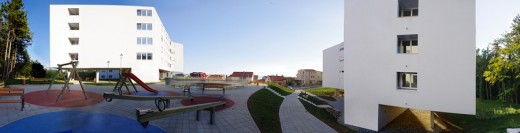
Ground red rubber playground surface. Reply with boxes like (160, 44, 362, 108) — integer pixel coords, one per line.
(181, 96, 235, 111)
(25, 90, 104, 108)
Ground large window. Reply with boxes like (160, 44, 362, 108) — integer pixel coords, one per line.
(137, 37, 153, 45)
(137, 23, 152, 30)
(397, 34, 418, 54)
(398, 72, 417, 90)
(136, 53, 153, 60)
(137, 9, 152, 16)
(68, 8, 79, 15)
(398, 0, 418, 17)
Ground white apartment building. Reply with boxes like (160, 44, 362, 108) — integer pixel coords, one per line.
(323, 42, 344, 89)
(50, 5, 183, 82)
(334, 0, 476, 131)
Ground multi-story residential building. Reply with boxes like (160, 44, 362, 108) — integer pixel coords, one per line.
(296, 69, 322, 86)
(340, 0, 475, 131)
(323, 42, 344, 89)
(50, 5, 183, 82)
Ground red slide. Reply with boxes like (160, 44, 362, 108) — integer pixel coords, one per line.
(123, 73, 159, 94)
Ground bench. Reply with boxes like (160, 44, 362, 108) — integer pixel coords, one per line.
(0, 88, 25, 111)
(30, 78, 48, 82)
(136, 101, 225, 128)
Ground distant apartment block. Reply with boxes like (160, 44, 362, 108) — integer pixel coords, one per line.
(341, 0, 475, 131)
(323, 42, 344, 89)
(296, 69, 322, 86)
(50, 5, 184, 82)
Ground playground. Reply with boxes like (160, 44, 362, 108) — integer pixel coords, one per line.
(0, 66, 261, 132)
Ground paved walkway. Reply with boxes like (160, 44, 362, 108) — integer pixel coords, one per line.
(279, 92, 336, 133)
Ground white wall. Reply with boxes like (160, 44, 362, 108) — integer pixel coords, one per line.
(50, 5, 183, 82)
(323, 42, 344, 89)
(172, 42, 184, 73)
(343, 0, 475, 131)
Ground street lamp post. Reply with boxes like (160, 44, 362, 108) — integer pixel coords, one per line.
(106, 60, 110, 80)
(120, 53, 123, 77)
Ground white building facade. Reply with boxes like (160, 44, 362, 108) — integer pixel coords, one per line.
(50, 5, 183, 82)
(339, 0, 475, 131)
(323, 42, 344, 89)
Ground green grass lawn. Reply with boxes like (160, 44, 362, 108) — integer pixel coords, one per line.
(305, 87, 342, 101)
(267, 82, 294, 96)
(446, 99, 520, 133)
(299, 99, 355, 133)
(299, 93, 328, 105)
(248, 89, 284, 133)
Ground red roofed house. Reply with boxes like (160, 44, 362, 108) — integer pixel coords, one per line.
(265, 75, 286, 86)
(229, 71, 254, 82)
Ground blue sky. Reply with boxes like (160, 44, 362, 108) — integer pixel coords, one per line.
(19, 0, 520, 77)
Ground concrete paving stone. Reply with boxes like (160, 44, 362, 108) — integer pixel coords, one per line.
(279, 92, 337, 133)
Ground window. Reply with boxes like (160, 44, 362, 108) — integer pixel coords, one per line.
(398, 72, 417, 89)
(137, 52, 153, 60)
(69, 23, 79, 30)
(339, 47, 344, 51)
(69, 53, 78, 61)
(69, 38, 79, 45)
(147, 53, 153, 60)
(68, 8, 79, 15)
(109, 75, 113, 79)
(398, 0, 418, 17)
(101, 75, 106, 79)
(397, 34, 418, 54)
(109, 70, 113, 72)
(137, 37, 153, 45)
(137, 23, 152, 30)
(137, 9, 152, 16)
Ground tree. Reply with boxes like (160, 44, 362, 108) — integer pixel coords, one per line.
(0, 0, 32, 80)
(30, 61, 45, 78)
(484, 15, 520, 104)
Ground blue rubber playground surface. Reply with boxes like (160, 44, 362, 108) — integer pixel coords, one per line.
(0, 111, 165, 133)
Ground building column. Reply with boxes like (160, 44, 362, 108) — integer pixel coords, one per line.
(95, 70, 100, 83)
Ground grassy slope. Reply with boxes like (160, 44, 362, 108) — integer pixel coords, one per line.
(248, 89, 284, 133)
(299, 99, 355, 133)
(446, 99, 520, 133)
(267, 82, 294, 96)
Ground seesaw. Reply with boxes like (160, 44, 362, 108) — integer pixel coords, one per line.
(103, 92, 192, 111)
(136, 101, 226, 128)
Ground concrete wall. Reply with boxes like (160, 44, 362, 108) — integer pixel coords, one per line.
(323, 42, 344, 89)
(50, 5, 183, 82)
(343, 0, 475, 131)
